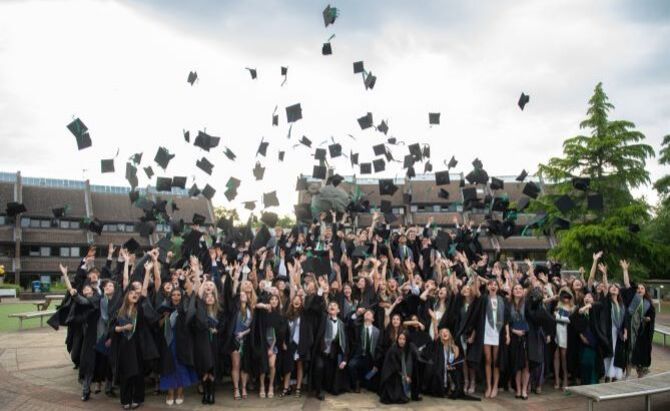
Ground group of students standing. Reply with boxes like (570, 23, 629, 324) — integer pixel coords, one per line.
(49, 213, 656, 409)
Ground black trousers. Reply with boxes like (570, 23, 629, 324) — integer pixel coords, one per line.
(348, 354, 373, 388)
(120, 375, 144, 406)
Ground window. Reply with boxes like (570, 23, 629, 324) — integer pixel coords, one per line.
(107, 224, 117, 232)
(410, 205, 418, 213)
(60, 220, 70, 229)
(40, 220, 50, 228)
(126, 224, 134, 232)
(70, 221, 80, 229)
(30, 219, 40, 228)
(21, 218, 30, 228)
(0, 216, 5, 225)
(432, 205, 440, 212)
(70, 247, 80, 258)
(59, 247, 70, 257)
(117, 223, 126, 232)
(29, 246, 40, 257)
(40, 247, 51, 257)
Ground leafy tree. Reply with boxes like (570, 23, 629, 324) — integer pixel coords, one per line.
(536, 82, 657, 277)
(653, 134, 670, 203)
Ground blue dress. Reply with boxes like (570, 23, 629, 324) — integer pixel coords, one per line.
(160, 317, 198, 390)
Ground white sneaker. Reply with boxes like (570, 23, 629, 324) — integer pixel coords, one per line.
(175, 397, 184, 405)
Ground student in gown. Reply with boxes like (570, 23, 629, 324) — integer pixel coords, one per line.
(508, 284, 530, 400)
(574, 292, 601, 385)
(378, 332, 419, 404)
(348, 308, 382, 393)
(193, 281, 225, 404)
(620, 260, 654, 378)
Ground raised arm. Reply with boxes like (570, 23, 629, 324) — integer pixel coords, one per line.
(598, 262, 609, 295)
(620, 259, 630, 288)
(59, 264, 77, 296)
(120, 248, 130, 290)
(588, 251, 603, 290)
(141, 260, 153, 297)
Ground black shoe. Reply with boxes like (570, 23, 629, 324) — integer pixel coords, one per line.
(316, 392, 325, 401)
(81, 392, 90, 401)
(412, 395, 422, 401)
(105, 389, 117, 398)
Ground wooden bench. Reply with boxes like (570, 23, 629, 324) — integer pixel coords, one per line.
(0, 288, 17, 302)
(655, 324, 670, 347)
(8, 310, 56, 330)
(35, 294, 64, 311)
(566, 371, 670, 411)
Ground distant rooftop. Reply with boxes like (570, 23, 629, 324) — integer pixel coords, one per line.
(301, 173, 542, 185)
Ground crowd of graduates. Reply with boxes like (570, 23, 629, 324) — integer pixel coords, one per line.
(49, 211, 656, 409)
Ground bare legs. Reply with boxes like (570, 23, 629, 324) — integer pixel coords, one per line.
(259, 351, 276, 398)
(483, 345, 500, 398)
(231, 351, 246, 399)
(554, 347, 568, 389)
(463, 361, 476, 393)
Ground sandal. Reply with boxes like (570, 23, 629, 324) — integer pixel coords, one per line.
(242, 389, 248, 399)
(260, 390, 266, 399)
(294, 388, 302, 398)
(268, 388, 274, 399)
(233, 388, 241, 401)
(280, 387, 292, 397)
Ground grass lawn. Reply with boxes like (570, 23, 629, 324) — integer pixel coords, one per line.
(0, 303, 52, 333)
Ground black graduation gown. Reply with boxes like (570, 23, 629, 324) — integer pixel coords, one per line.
(593, 299, 629, 369)
(378, 343, 419, 404)
(193, 298, 226, 377)
(624, 290, 655, 369)
(525, 292, 554, 369)
(157, 294, 196, 375)
(459, 293, 509, 369)
(74, 294, 101, 379)
(421, 339, 476, 399)
(573, 307, 605, 379)
(311, 314, 350, 395)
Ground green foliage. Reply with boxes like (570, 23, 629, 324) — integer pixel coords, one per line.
(537, 83, 658, 278)
(213, 206, 295, 229)
(653, 135, 670, 202)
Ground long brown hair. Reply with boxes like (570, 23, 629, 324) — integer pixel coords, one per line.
(118, 289, 138, 320)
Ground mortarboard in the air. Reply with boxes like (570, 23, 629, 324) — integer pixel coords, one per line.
(403, 193, 412, 204)
(435, 170, 450, 186)
(156, 177, 172, 192)
(224, 186, 237, 201)
(554, 195, 576, 214)
(296, 177, 308, 191)
(459, 178, 465, 188)
(6, 202, 27, 217)
(196, 157, 214, 175)
(403, 155, 415, 169)
(352, 245, 371, 258)
(202, 184, 216, 200)
(172, 176, 187, 189)
(629, 224, 640, 233)
(253, 162, 265, 180)
(553, 217, 570, 230)
(192, 213, 206, 225)
(379, 179, 398, 196)
(328, 143, 342, 158)
(194, 131, 220, 152)
(373, 158, 385, 173)
(572, 177, 590, 191)
(438, 188, 449, 199)
(123, 237, 141, 254)
(387, 137, 397, 144)
(278, 151, 285, 161)
(129, 190, 140, 204)
(518, 92, 530, 110)
(350, 152, 359, 166)
(125, 162, 138, 189)
(154, 147, 175, 169)
(256, 139, 269, 157)
(587, 193, 603, 211)
(462, 187, 477, 202)
(517, 196, 530, 212)
(244, 201, 256, 210)
(226, 177, 241, 190)
(246, 67, 257, 79)
(424, 161, 433, 173)
(353, 61, 364, 74)
(67, 118, 92, 150)
(516, 169, 528, 182)
(377, 120, 389, 135)
(312, 165, 327, 179)
(522, 181, 540, 199)
(360, 163, 372, 174)
(380, 199, 393, 213)
(171, 219, 185, 236)
(472, 158, 483, 170)
(429, 112, 440, 125)
(144, 166, 154, 179)
(101, 159, 115, 173)
(501, 220, 515, 238)
(52, 206, 67, 219)
(327, 174, 344, 187)
(491, 197, 509, 212)
(223, 147, 236, 161)
(490, 177, 504, 190)
(130, 152, 142, 165)
(299, 136, 312, 148)
(435, 231, 451, 252)
(183, 130, 190, 143)
(281, 66, 288, 76)
(252, 225, 271, 250)
(323, 4, 338, 26)
(322, 42, 332, 55)
(137, 221, 155, 237)
(447, 155, 458, 169)
(364, 72, 376, 90)
(272, 113, 279, 126)
(188, 184, 200, 197)
(261, 212, 278, 228)
(187, 71, 197, 86)
(408, 143, 422, 160)
(357, 112, 374, 130)
(422, 145, 431, 159)
(263, 191, 280, 208)
(294, 204, 312, 221)
(88, 218, 104, 235)
(373, 144, 386, 156)
(466, 168, 489, 185)
(314, 148, 327, 161)
(406, 166, 416, 179)
(384, 212, 398, 225)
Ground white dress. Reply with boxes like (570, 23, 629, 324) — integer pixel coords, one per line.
(483, 297, 500, 346)
(555, 307, 571, 349)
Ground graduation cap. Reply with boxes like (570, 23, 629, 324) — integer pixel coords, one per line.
(408, 143, 422, 160)
(447, 155, 458, 169)
(170, 219, 184, 236)
(253, 162, 265, 180)
(6, 202, 27, 217)
(252, 225, 271, 250)
(360, 163, 372, 174)
(351, 245, 371, 259)
(438, 188, 450, 199)
(261, 212, 278, 228)
(52, 206, 67, 219)
(187, 71, 197, 85)
(67, 118, 92, 150)
(223, 147, 236, 161)
(327, 174, 344, 187)
(490, 177, 504, 190)
(353, 61, 364, 74)
(350, 152, 359, 166)
(554, 217, 570, 230)
(88, 218, 103, 235)
(296, 177, 308, 191)
(466, 168, 489, 185)
(278, 151, 285, 161)
(154, 147, 175, 169)
(171, 176, 186, 189)
(294, 204, 312, 222)
(100, 159, 115, 173)
(143, 166, 154, 179)
(244, 201, 257, 210)
(226, 177, 241, 190)
(129, 190, 140, 204)
(384, 212, 398, 225)
(403, 155, 415, 169)
(422, 145, 431, 159)
(501, 220, 515, 238)
(364, 72, 376, 90)
(263, 191, 280, 208)
(357, 112, 374, 130)
(373, 144, 386, 156)
(322, 4, 338, 26)
(379, 179, 398, 196)
(192, 213, 206, 225)
(299, 136, 312, 148)
(380, 199, 393, 213)
(138, 221, 155, 238)
(125, 162, 138, 189)
(387, 137, 397, 145)
(328, 143, 342, 158)
(246, 67, 257, 79)
(202, 184, 216, 200)
(193, 131, 220, 152)
(281, 66, 288, 76)
(554, 195, 576, 214)
(407, 166, 416, 179)
(224, 187, 238, 201)
(130, 152, 142, 165)
(472, 158, 483, 170)
(518, 92, 530, 110)
(196, 157, 214, 175)
(429, 112, 440, 125)
(462, 187, 477, 202)
(123, 237, 140, 254)
(587, 193, 603, 211)
(188, 184, 200, 197)
(373, 159, 385, 173)
(322, 42, 332, 55)
(516, 169, 528, 182)
(424, 162, 433, 173)
(312, 165, 327, 179)
(272, 113, 279, 126)
(314, 148, 327, 161)
(629, 223, 640, 233)
(435, 170, 450, 186)
(183, 130, 190, 143)
(156, 177, 172, 192)
(522, 182, 541, 199)
(491, 197, 509, 212)
(256, 139, 269, 157)
(572, 177, 591, 191)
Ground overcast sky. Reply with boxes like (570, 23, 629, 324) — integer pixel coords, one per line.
(0, 0, 668, 216)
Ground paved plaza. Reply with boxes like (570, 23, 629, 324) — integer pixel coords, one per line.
(1, 328, 670, 410)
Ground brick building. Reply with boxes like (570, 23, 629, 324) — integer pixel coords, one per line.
(0, 171, 214, 288)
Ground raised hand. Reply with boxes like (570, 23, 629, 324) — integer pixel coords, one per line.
(593, 251, 603, 261)
(58, 264, 68, 277)
(619, 259, 629, 271)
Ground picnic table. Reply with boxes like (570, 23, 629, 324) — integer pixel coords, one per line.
(32, 294, 64, 311)
(8, 310, 56, 330)
(655, 324, 670, 346)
